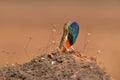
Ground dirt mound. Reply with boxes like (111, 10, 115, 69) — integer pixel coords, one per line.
(0, 50, 113, 80)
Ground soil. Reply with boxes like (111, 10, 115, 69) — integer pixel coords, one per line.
(0, 50, 113, 80)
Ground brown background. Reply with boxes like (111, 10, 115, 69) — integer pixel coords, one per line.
(0, 0, 120, 80)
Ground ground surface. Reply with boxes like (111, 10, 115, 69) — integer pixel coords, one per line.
(0, 50, 112, 80)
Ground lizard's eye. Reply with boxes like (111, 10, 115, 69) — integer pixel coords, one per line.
(64, 23, 67, 25)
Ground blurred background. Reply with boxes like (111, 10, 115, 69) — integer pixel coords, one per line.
(0, 0, 120, 79)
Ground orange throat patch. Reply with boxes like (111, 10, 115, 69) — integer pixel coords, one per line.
(61, 40, 71, 52)
(65, 40, 71, 49)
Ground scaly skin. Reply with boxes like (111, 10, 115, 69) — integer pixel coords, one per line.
(59, 23, 69, 52)
(59, 21, 79, 52)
